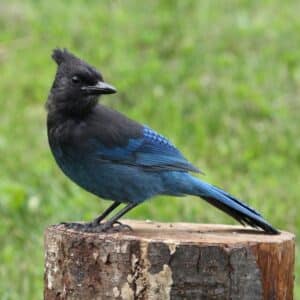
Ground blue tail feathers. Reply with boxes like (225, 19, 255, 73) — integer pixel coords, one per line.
(182, 175, 279, 234)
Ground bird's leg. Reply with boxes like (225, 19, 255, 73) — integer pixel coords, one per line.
(100, 203, 138, 231)
(62, 202, 137, 233)
(60, 201, 121, 231)
(91, 201, 121, 225)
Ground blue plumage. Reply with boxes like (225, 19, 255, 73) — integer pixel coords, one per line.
(46, 48, 278, 234)
(90, 126, 200, 173)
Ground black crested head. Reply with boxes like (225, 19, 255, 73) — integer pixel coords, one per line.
(47, 48, 117, 116)
(52, 48, 77, 65)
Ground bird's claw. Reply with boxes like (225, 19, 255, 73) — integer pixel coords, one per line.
(112, 221, 133, 231)
(60, 221, 132, 233)
(60, 222, 92, 232)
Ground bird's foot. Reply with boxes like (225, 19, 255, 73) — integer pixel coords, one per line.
(111, 221, 133, 232)
(60, 222, 89, 231)
(60, 221, 132, 233)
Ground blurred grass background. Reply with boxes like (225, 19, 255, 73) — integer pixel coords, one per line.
(0, 0, 299, 298)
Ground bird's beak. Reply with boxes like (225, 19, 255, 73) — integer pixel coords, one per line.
(82, 81, 117, 95)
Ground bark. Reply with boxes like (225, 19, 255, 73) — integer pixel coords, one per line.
(44, 221, 295, 300)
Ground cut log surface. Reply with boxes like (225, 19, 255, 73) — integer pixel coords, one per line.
(44, 221, 295, 300)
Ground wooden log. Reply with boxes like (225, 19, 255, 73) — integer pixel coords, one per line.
(44, 221, 294, 300)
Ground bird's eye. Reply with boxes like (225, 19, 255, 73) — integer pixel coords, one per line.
(72, 76, 80, 84)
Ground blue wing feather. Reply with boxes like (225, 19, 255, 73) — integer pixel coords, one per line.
(92, 126, 201, 173)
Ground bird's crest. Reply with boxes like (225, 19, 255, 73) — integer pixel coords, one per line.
(52, 48, 77, 65)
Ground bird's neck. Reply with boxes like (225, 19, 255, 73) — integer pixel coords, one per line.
(46, 94, 98, 119)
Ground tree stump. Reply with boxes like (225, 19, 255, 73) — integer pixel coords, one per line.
(44, 221, 295, 300)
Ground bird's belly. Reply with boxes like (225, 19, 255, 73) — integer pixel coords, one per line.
(55, 154, 165, 203)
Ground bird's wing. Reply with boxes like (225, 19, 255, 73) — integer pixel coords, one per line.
(93, 126, 201, 173)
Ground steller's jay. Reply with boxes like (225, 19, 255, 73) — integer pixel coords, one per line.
(46, 49, 278, 234)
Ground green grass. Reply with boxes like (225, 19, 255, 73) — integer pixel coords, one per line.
(0, 0, 299, 298)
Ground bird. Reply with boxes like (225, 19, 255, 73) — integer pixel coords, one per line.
(46, 48, 279, 234)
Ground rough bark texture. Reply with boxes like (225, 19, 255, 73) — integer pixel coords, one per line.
(44, 221, 295, 300)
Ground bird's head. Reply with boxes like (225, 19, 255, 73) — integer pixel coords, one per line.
(47, 48, 116, 115)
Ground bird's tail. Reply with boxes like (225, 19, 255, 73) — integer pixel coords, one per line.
(181, 175, 279, 234)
